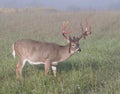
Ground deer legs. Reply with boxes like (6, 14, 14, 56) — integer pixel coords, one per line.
(44, 61, 51, 76)
(52, 65, 57, 77)
(44, 61, 57, 77)
(16, 59, 57, 78)
(16, 59, 26, 79)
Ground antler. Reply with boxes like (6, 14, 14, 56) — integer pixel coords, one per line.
(62, 21, 73, 41)
(78, 21, 91, 40)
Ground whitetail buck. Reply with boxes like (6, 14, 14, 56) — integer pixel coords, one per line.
(12, 21, 91, 78)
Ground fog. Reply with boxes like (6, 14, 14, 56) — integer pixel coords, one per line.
(0, 0, 120, 10)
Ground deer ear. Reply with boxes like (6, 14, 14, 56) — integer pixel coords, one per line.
(67, 36, 72, 43)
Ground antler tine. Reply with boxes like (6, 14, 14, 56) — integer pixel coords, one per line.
(62, 21, 72, 34)
(78, 21, 91, 40)
(78, 23, 85, 39)
(85, 21, 91, 35)
(80, 23, 84, 33)
(62, 21, 73, 40)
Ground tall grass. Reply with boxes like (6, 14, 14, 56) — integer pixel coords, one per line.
(0, 9, 120, 94)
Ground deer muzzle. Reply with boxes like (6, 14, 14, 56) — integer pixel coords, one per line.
(77, 48, 81, 52)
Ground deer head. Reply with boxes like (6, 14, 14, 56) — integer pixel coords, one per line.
(62, 21, 91, 53)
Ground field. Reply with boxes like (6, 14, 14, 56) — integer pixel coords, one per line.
(0, 9, 120, 94)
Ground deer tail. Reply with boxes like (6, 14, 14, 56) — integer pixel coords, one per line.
(12, 43, 16, 59)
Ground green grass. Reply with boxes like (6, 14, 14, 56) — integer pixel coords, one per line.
(0, 9, 120, 94)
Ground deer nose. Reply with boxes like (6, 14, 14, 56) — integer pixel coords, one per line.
(77, 48, 81, 52)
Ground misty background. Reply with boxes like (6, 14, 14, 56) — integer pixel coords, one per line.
(0, 0, 120, 10)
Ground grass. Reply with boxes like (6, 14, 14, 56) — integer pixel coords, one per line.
(0, 9, 120, 94)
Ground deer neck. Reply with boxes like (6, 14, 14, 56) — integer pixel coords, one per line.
(59, 44, 73, 62)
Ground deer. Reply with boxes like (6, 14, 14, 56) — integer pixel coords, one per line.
(12, 21, 91, 79)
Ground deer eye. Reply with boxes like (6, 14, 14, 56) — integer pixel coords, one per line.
(71, 44, 76, 47)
